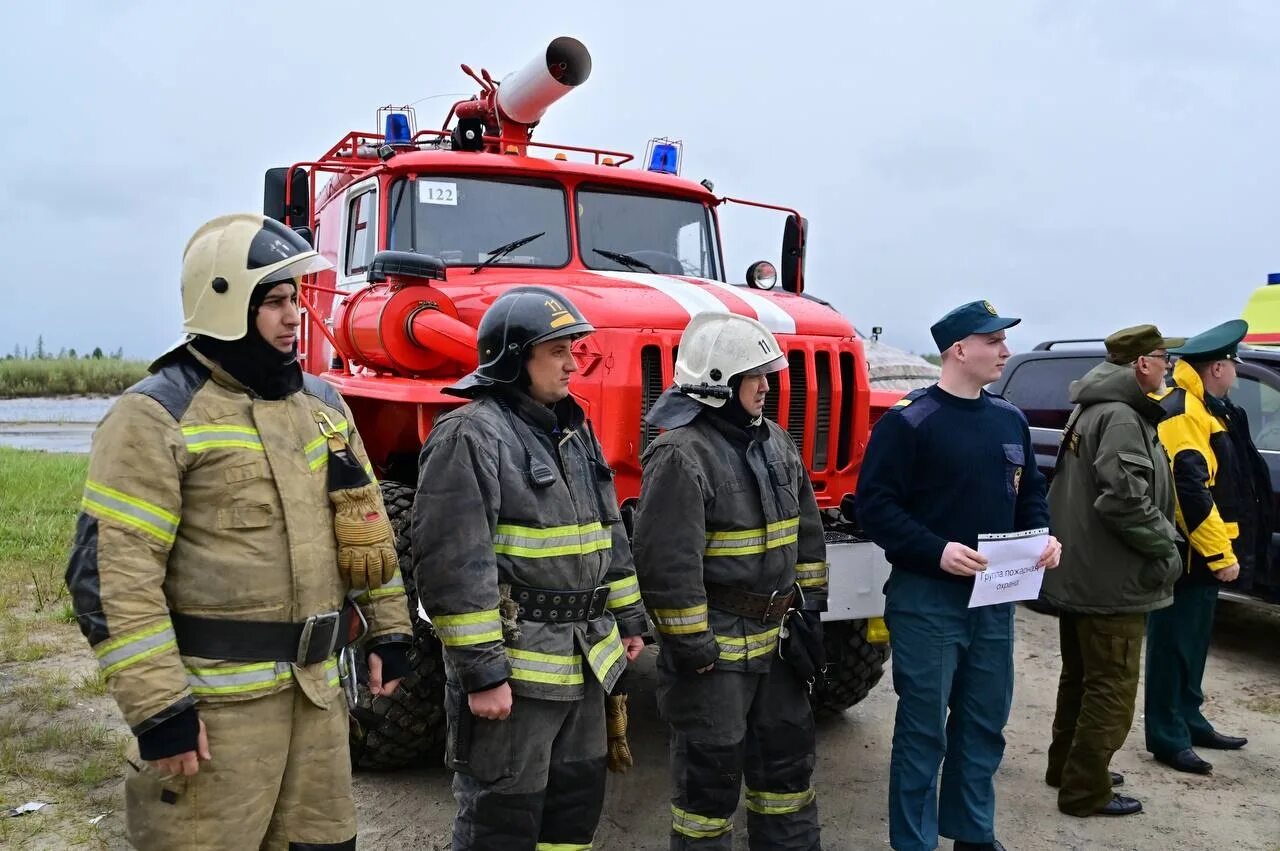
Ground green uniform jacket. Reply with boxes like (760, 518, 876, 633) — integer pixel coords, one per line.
(1042, 361, 1181, 613)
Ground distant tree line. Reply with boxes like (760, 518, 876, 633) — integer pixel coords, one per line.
(4, 336, 124, 361)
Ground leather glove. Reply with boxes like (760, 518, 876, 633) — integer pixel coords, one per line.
(606, 693, 633, 774)
(331, 483, 397, 589)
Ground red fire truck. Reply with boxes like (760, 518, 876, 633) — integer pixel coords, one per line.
(264, 37, 894, 768)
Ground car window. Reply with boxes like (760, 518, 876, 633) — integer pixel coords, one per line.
(1231, 372, 1280, 451)
(999, 357, 1099, 428)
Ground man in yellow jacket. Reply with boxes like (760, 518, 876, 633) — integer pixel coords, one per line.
(66, 213, 414, 849)
(1147, 319, 1268, 775)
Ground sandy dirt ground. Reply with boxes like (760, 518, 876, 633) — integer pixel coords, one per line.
(350, 603, 1280, 851)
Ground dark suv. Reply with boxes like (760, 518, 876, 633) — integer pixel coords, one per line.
(988, 339, 1280, 607)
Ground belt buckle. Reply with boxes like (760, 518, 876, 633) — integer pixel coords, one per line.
(586, 585, 610, 621)
(763, 589, 781, 625)
(297, 609, 342, 666)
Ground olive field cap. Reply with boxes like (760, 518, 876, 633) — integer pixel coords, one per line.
(1104, 324, 1186, 365)
(930, 300, 1021, 352)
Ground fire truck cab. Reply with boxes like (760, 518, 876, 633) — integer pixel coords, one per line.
(264, 37, 892, 768)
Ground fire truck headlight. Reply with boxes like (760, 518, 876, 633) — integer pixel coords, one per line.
(746, 261, 778, 290)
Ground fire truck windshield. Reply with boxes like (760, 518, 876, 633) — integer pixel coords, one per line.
(577, 187, 720, 280)
(388, 176, 570, 268)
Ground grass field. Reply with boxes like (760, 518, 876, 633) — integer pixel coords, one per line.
(0, 448, 126, 847)
(0, 359, 148, 398)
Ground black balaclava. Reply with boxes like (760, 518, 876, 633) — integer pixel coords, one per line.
(709, 375, 759, 430)
(190, 281, 303, 400)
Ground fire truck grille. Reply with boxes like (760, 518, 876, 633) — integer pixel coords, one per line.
(786, 351, 808, 454)
(639, 345, 665, 453)
(636, 342, 850, 476)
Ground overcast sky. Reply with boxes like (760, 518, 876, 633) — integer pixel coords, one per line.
(3, 1, 1278, 359)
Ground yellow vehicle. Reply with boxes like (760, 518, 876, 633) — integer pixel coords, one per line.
(1242, 273, 1280, 347)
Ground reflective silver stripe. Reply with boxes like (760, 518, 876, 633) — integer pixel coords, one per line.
(81, 481, 179, 545)
(716, 628, 780, 662)
(586, 625, 625, 680)
(704, 518, 799, 557)
(606, 575, 641, 609)
(181, 424, 264, 453)
(186, 661, 292, 696)
(433, 610, 504, 647)
(507, 648, 585, 685)
(94, 622, 177, 678)
(493, 522, 612, 558)
(359, 571, 406, 601)
(653, 604, 709, 635)
(745, 786, 816, 815)
(794, 561, 828, 588)
(671, 805, 732, 839)
(305, 436, 328, 471)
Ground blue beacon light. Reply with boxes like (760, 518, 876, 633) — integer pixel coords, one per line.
(647, 141, 680, 175)
(384, 113, 413, 146)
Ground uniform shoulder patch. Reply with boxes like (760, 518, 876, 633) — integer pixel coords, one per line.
(301, 374, 344, 411)
(129, 357, 210, 421)
(893, 389, 940, 429)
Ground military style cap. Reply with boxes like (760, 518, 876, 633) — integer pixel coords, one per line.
(1169, 319, 1248, 364)
(1104, 324, 1186, 365)
(930, 300, 1021, 352)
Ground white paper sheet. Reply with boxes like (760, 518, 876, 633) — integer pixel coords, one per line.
(967, 527, 1050, 608)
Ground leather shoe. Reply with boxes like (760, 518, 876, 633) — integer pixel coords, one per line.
(955, 842, 1006, 851)
(1192, 731, 1247, 750)
(1045, 771, 1124, 788)
(1154, 749, 1212, 775)
(1098, 794, 1142, 816)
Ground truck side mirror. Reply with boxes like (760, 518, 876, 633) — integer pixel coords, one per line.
(264, 167, 310, 227)
(781, 214, 807, 294)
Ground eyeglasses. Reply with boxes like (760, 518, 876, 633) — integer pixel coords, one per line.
(1142, 352, 1173, 363)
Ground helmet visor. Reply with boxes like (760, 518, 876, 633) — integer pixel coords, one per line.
(739, 355, 788, 377)
(258, 252, 334, 287)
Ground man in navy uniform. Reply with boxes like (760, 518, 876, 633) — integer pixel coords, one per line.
(857, 300, 1061, 851)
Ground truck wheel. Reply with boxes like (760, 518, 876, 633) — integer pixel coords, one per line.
(347, 481, 448, 771)
(809, 619, 891, 716)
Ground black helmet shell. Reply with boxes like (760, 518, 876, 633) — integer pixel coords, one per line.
(445, 286, 594, 397)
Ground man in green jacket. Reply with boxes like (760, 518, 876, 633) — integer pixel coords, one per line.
(1042, 324, 1185, 817)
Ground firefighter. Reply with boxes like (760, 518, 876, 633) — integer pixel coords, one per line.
(632, 311, 827, 850)
(65, 213, 414, 850)
(412, 286, 649, 850)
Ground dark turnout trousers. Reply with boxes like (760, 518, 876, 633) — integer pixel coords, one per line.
(1046, 612, 1145, 815)
(1145, 583, 1220, 756)
(445, 683, 607, 851)
(657, 652, 820, 850)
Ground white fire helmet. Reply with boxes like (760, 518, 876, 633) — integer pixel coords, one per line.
(178, 213, 333, 341)
(673, 312, 787, 408)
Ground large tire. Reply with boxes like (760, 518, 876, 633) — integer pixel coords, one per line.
(347, 481, 448, 771)
(809, 619, 891, 716)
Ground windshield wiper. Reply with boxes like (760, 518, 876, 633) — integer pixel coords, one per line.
(593, 248, 658, 274)
(472, 232, 545, 274)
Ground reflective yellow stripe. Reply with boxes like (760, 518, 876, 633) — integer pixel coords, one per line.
(95, 622, 177, 678)
(653, 603, 709, 636)
(358, 572, 406, 601)
(745, 786, 815, 815)
(794, 561, 828, 588)
(187, 661, 292, 696)
(586, 625, 625, 679)
(181, 424, 264, 454)
(704, 518, 799, 557)
(82, 480, 179, 545)
(715, 628, 780, 662)
(606, 575, 641, 610)
(671, 805, 732, 839)
(536, 844, 592, 850)
(494, 522, 612, 559)
(433, 610, 504, 647)
(507, 648, 584, 685)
